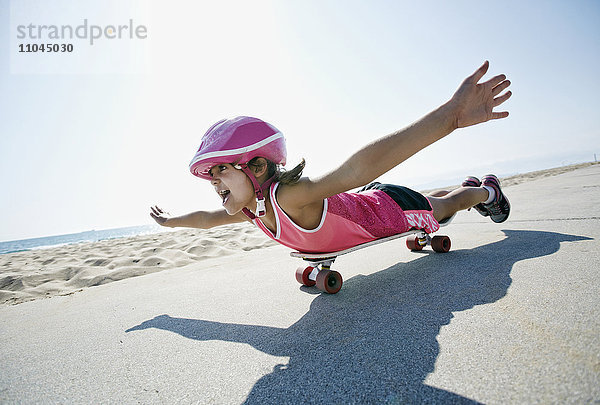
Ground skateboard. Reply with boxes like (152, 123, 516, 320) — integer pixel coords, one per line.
(290, 214, 455, 294)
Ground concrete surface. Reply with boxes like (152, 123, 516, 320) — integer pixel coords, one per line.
(1, 165, 599, 404)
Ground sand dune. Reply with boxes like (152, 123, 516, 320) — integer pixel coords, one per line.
(1, 162, 597, 306)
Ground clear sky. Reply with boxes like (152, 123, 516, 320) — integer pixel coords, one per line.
(1, 0, 599, 241)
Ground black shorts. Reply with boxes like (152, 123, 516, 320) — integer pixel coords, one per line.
(358, 182, 432, 212)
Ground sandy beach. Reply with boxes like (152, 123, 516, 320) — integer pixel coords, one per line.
(0, 223, 277, 305)
(1, 162, 597, 307)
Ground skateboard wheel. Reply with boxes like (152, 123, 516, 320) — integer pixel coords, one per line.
(295, 266, 316, 287)
(316, 270, 343, 294)
(431, 235, 451, 253)
(406, 236, 423, 251)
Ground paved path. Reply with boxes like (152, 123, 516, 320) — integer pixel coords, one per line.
(1, 165, 599, 404)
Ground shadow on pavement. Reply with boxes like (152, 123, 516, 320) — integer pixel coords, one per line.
(126, 230, 590, 404)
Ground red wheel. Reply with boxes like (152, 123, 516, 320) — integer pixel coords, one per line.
(316, 270, 343, 294)
(406, 236, 423, 251)
(295, 266, 316, 287)
(431, 235, 451, 253)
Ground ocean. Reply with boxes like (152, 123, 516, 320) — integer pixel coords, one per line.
(0, 224, 165, 255)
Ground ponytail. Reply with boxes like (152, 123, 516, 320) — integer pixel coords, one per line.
(247, 157, 306, 185)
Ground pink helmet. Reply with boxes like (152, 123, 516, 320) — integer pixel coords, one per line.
(189, 116, 287, 219)
(189, 116, 286, 180)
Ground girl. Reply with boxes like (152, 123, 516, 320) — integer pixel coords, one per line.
(151, 61, 512, 255)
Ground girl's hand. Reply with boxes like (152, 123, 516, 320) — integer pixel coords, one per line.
(150, 205, 173, 227)
(450, 61, 512, 129)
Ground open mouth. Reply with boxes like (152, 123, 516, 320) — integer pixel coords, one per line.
(218, 190, 231, 204)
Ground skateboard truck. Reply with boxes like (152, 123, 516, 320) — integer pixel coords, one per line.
(295, 259, 342, 294)
(405, 231, 451, 252)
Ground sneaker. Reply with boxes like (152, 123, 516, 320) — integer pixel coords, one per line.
(481, 174, 510, 223)
(461, 176, 488, 217)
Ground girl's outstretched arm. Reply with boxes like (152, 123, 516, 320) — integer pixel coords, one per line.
(280, 61, 512, 208)
(150, 206, 248, 229)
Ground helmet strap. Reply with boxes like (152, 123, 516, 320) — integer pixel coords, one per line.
(237, 165, 276, 219)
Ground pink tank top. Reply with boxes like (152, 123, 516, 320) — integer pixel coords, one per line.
(253, 182, 440, 253)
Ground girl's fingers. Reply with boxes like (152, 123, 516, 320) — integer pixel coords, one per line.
(493, 90, 512, 107)
(491, 111, 509, 120)
(492, 79, 511, 96)
(484, 74, 507, 90)
(151, 206, 171, 218)
(469, 60, 490, 83)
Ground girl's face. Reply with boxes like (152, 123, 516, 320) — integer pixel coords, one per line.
(209, 164, 255, 215)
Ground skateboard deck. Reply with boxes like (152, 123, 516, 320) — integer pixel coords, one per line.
(290, 214, 455, 294)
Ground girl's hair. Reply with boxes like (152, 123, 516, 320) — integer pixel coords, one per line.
(247, 157, 306, 185)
